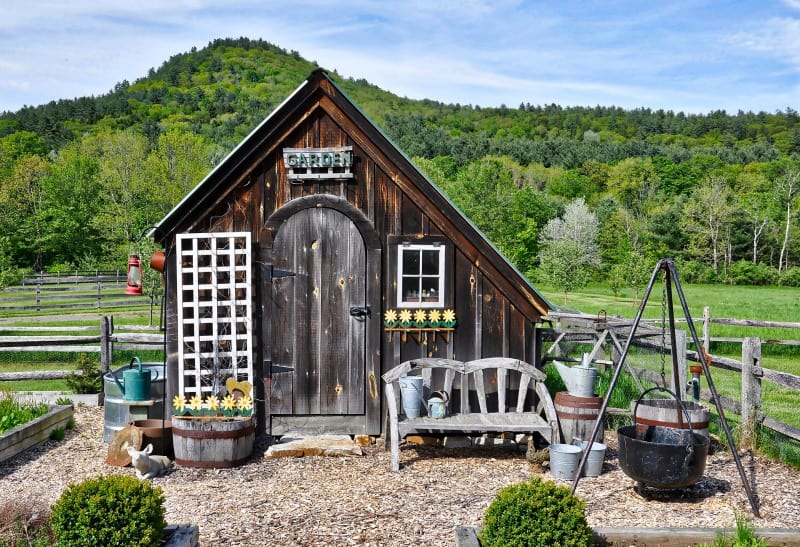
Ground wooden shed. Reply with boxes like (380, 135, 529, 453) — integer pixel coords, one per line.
(153, 70, 553, 436)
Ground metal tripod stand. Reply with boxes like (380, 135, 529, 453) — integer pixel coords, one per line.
(569, 258, 760, 517)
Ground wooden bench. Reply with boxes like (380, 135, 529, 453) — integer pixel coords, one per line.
(383, 357, 559, 471)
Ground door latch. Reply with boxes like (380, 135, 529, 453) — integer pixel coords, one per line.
(349, 306, 370, 318)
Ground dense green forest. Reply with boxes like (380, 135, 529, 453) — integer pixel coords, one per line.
(1, 37, 800, 292)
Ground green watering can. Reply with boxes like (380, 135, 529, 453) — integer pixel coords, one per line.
(113, 356, 153, 402)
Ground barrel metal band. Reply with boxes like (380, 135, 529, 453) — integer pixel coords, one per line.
(173, 424, 255, 439)
(555, 410, 600, 420)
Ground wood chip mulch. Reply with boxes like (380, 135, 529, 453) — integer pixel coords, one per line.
(1, 406, 799, 546)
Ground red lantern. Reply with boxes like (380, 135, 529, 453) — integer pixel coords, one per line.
(125, 254, 143, 295)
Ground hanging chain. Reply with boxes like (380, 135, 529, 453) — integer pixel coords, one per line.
(660, 273, 667, 387)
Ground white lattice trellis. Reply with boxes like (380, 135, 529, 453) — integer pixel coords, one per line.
(176, 232, 253, 398)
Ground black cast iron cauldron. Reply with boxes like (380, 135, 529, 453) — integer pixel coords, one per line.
(617, 387, 709, 489)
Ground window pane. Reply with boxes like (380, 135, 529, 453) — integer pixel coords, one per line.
(421, 278, 439, 301)
(421, 250, 439, 275)
(401, 276, 421, 302)
(402, 250, 421, 275)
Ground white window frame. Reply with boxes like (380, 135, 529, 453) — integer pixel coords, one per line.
(396, 243, 445, 308)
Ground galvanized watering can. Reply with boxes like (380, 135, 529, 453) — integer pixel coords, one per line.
(427, 390, 449, 418)
(553, 353, 597, 398)
(113, 356, 154, 402)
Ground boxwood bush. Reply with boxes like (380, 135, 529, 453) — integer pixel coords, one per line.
(50, 475, 166, 547)
(479, 476, 594, 547)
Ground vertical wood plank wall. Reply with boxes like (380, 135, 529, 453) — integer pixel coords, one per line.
(193, 106, 539, 402)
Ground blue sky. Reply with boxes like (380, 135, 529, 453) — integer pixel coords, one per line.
(1, 1, 799, 115)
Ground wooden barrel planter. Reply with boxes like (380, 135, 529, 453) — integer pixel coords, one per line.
(554, 391, 604, 443)
(172, 416, 254, 468)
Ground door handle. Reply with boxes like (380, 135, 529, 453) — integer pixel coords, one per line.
(349, 306, 370, 318)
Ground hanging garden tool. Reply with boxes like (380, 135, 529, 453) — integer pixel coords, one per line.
(570, 258, 761, 517)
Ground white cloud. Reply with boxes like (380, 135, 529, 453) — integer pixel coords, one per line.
(0, 1, 798, 114)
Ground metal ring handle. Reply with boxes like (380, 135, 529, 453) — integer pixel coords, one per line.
(632, 386, 696, 438)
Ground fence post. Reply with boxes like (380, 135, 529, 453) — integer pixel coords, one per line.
(741, 336, 762, 449)
(702, 306, 711, 355)
(100, 316, 113, 374)
(672, 330, 687, 400)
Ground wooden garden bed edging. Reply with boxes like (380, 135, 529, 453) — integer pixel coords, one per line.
(455, 526, 800, 546)
(383, 357, 558, 472)
(0, 404, 73, 463)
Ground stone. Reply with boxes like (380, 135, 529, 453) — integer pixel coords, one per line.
(264, 434, 363, 460)
(472, 436, 516, 447)
(405, 435, 441, 446)
(354, 435, 372, 447)
(443, 436, 472, 449)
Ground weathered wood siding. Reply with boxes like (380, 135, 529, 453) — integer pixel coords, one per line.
(157, 72, 549, 435)
(192, 106, 540, 368)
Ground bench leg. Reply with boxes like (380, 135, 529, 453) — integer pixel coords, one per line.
(385, 384, 402, 471)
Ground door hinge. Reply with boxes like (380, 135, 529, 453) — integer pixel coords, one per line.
(264, 264, 296, 283)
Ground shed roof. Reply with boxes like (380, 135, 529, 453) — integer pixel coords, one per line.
(153, 69, 553, 317)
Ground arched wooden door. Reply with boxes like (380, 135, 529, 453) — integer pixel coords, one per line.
(269, 207, 367, 430)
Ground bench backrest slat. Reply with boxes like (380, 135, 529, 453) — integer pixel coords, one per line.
(475, 370, 487, 414)
(384, 357, 546, 415)
(497, 369, 507, 414)
(517, 374, 531, 413)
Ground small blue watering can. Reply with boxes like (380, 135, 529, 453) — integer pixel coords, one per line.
(427, 390, 449, 419)
(113, 356, 154, 402)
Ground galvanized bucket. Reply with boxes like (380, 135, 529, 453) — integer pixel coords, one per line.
(103, 362, 166, 443)
(572, 439, 607, 477)
(549, 443, 582, 480)
(398, 376, 424, 418)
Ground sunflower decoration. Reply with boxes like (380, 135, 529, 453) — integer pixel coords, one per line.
(442, 309, 457, 328)
(205, 394, 220, 414)
(237, 395, 254, 417)
(188, 394, 204, 415)
(172, 394, 187, 416)
(427, 309, 442, 327)
(398, 309, 413, 328)
(413, 309, 428, 327)
(384, 309, 398, 327)
(221, 394, 237, 416)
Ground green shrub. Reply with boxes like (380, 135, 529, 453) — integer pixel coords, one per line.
(779, 266, 800, 287)
(728, 261, 777, 286)
(49, 427, 66, 441)
(65, 353, 103, 394)
(478, 476, 594, 547)
(50, 475, 166, 547)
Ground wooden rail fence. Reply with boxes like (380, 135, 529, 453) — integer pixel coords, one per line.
(545, 309, 800, 448)
(1, 271, 151, 312)
(0, 316, 164, 382)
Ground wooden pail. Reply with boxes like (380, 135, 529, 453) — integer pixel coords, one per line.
(631, 399, 710, 439)
(554, 391, 604, 443)
(172, 417, 254, 468)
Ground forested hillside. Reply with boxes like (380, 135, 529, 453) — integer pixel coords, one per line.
(1, 37, 799, 290)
